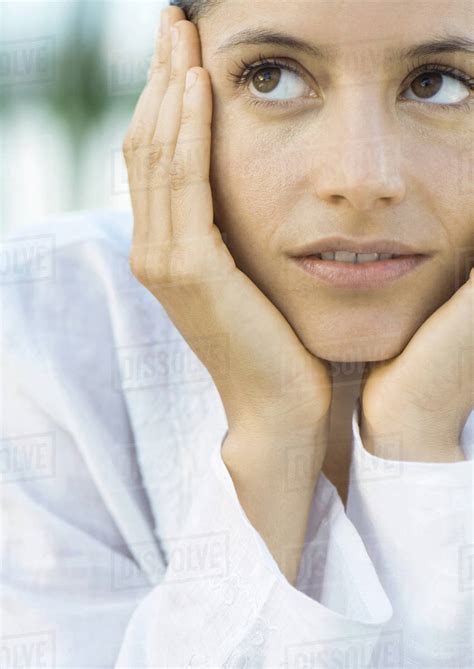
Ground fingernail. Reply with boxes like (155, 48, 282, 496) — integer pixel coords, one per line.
(185, 69, 198, 90)
(171, 26, 179, 50)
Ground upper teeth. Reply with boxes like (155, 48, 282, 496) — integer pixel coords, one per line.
(318, 251, 399, 263)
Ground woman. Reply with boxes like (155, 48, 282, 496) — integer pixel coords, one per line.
(1, 0, 472, 666)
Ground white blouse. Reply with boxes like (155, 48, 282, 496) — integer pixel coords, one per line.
(1, 208, 472, 668)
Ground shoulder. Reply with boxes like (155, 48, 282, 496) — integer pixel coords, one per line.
(1, 207, 171, 370)
(3, 207, 134, 254)
(2, 205, 134, 300)
(2, 207, 135, 300)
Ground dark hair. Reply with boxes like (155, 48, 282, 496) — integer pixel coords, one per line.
(168, 0, 219, 22)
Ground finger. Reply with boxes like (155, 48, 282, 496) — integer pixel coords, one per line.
(146, 6, 185, 79)
(151, 20, 202, 162)
(146, 20, 166, 83)
(125, 8, 184, 152)
(147, 20, 202, 247)
(170, 66, 214, 242)
(127, 32, 166, 151)
(124, 23, 166, 263)
(125, 8, 186, 266)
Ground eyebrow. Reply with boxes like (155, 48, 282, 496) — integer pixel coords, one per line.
(214, 30, 474, 64)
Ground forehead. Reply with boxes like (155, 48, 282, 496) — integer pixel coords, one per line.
(204, 0, 472, 64)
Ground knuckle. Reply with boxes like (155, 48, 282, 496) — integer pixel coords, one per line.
(129, 246, 171, 288)
(180, 105, 196, 126)
(129, 232, 208, 291)
(167, 67, 182, 88)
(169, 159, 187, 191)
(128, 251, 145, 281)
(129, 120, 148, 151)
(122, 133, 134, 156)
(147, 140, 166, 171)
(123, 122, 150, 158)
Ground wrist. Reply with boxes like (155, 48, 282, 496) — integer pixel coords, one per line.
(222, 415, 330, 488)
(360, 408, 466, 463)
(221, 418, 330, 587)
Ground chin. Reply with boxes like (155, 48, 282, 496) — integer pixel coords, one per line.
(301, 328, 406, 364)
(288, 302, 422, 364)
(314, 345, 400, 363)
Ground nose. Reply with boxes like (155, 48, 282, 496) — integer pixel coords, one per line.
(315, 94, 406, 212)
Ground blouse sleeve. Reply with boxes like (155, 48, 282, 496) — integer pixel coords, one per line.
(346, 396, 474, 667)
(114, 434, 394, 666)
(1, 217, 394, 668)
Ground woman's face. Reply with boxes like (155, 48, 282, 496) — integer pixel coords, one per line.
(198, 0, 473, 362)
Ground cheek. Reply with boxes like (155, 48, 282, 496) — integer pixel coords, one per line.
(209, 117, 299, 260)
(412, 138, 474, 277)
(405, 128, 473, 224)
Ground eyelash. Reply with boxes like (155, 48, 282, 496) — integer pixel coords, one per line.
(226, 53, 474, 112)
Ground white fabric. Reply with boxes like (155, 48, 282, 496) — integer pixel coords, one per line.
(1, 208, 472, 668)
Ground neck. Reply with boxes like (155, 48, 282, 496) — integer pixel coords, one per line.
(321, 361, 366, 507)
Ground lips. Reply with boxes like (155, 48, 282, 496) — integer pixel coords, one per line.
(288, 236, 428, 258)
(291, 253, 431, 289)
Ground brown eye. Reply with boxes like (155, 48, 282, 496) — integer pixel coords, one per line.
(227, 57, 317, 107)
(247, 64, 313, 103)
(410, 72, 443, 99)
(402, 67, 472, 106)
(251, 67, 282, 94)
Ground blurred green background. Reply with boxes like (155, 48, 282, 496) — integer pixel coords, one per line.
(0, 0, 167, 236)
